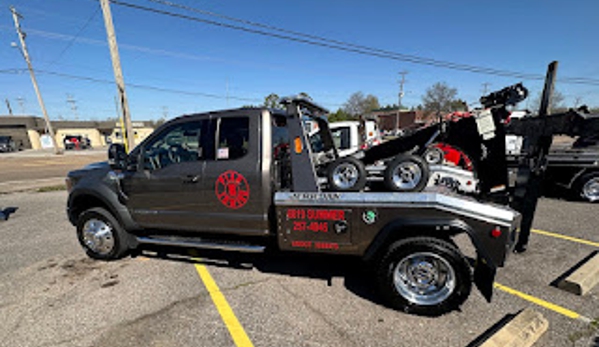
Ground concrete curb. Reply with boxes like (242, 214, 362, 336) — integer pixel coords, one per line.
(479, 308, 548, 347)
(0, 177, 66, 194)
(558, 252, 599, 296)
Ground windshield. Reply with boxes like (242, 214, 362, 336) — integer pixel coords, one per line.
(330, 126, 351, 150)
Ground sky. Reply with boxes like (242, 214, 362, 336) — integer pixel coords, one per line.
(0, 0, 598, 121)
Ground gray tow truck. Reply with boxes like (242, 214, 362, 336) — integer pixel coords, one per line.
(66, 97, 520, 316)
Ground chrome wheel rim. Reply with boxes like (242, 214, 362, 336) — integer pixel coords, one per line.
(82, 218, 115, 255)
(582, 177, 599, 202)
(424, 148, 443, 165)
(393, 252, 455, 306)
(391, 162, 422, 190)
(332, 163, 360, 190)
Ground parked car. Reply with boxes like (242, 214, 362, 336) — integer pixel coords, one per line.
(64, 135, 91, 150)
(0, 136, 17, 153)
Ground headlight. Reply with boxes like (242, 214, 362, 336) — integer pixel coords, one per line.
(65, 177, 74, 193)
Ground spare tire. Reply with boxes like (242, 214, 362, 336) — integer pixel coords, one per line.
(423, 146, 444, 165)
(384, 155, 429, 192)
(327, 157, 367, 192)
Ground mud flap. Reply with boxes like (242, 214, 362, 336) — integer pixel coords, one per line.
(474, 256, 496, 302)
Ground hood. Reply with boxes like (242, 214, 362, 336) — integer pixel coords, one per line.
(68, 161, 110, 178)
(84, 161, 110, 170)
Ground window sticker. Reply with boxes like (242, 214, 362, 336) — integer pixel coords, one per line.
(217, 147, 229, 159)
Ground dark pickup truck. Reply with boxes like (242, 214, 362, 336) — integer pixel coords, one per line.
(544, 144, 599, 202)
(66, 98, 520, 316)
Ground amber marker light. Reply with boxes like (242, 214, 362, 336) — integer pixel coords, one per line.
(294, 137, 302, 154)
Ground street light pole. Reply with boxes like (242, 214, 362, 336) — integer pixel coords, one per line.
(396, 71, 407, 135)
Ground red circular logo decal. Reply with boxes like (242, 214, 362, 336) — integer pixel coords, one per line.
(215, 170, 250, 209)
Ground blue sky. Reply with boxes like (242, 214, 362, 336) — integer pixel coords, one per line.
(1, 0, 598, 121)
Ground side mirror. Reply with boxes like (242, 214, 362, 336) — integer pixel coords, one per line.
(108, 143, 128, 170)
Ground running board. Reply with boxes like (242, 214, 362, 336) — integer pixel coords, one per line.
(136, 236, 266, 253)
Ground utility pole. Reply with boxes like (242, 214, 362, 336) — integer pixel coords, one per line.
(11, 6, 61, 154)
(100, 0, 134, 152)
(396, 71, 407, 134)
(16, 97, 25, 114)
(66, 94, 79, 120)
(225, 78, 230, 108)
(481, 82, 491, 95)
(5, 99, 13, 115)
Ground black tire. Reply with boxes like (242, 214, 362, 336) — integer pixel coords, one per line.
(375, 237, 472, 316)
(327, 157, 367, 191)
(574, 172, 599, 203)
(76, 207, 130, 260)
(383, 155, 430, 192)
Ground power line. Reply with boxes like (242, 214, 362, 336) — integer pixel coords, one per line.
(30, 69, 347, 108)
(10, 24, 599, 88)
(34, 69, 262, 102)
(0, 68, 27, 74)
(46, 7, 100, 68)
(2, 26, 388, 83)
(122, 0, 599, 85)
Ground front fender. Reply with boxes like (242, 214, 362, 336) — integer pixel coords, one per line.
(67, 184, 138, 231)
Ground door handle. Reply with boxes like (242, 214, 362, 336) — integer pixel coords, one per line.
(183, 175, 200, 184)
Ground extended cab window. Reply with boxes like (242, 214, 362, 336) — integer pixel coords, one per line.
(272, 114, 291, 190)
(216, 117, 249, 160)
(143, 121, 205, 170)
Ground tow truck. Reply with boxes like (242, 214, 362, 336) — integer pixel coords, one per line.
(66, 94, 525, 316)
(68, 61, 596, 315)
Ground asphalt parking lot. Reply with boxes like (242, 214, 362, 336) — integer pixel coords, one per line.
(0, 187, 598, 347)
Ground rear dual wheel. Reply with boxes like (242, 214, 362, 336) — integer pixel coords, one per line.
(376, 237, 472, 316)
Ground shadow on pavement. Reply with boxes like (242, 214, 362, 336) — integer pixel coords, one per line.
(135, 245, 385, 307)
(0, 206, 18, 221)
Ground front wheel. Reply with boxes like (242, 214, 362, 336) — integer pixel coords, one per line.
(77, 207, 130, 260)
(375, 237, 472, 316)
(575, 172, 599, 203)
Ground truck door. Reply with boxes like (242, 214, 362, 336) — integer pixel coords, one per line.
(199, 112, 269, 235)
(121, 119, 210, 230)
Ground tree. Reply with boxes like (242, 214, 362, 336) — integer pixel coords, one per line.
(530, 90, 566, 113)
(150, 117, 167, 128)
(449, 98, 469, 112)
(379, 104, 399, 111)
(342, 92, 380, 117)
(421, 82, 459, 114)
(327, 108, 351, 122)
(264, 93, 281, 109)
